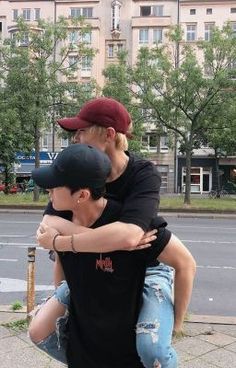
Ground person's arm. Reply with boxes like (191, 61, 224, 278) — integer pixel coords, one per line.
(157, 234, 196, 333)
(37, 221, 148, 252)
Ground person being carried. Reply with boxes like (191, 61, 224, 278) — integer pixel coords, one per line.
(31, 143, 196, 368)
(30, 97, 195, 368)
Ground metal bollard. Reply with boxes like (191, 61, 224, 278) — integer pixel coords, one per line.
(27, 247, 36, 321)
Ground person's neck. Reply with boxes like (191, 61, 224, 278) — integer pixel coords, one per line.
(106, 150, 129, 182)
(72, 197, 107, 227)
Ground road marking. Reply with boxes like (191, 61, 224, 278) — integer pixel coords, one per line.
(0, 221, 39, 224)
(0, 258, 18, 262)
(182, 240, 236, 245)
(197, 265, 236, 270)
(0, 242, 38, 247)
(0, 278, 54, 292)
(0, 235, 35, 238)
(0, 239, 236, 249)
(170, 225, 236, 230)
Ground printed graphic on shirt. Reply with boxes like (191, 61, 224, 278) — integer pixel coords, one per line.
(96, 254, 114, 273)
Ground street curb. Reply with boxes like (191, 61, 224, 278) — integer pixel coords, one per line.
(187, 314, 236, 325)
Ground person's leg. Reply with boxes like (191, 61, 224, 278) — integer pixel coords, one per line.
(28, 280, 70, 364)
(136, 264, 178, 368)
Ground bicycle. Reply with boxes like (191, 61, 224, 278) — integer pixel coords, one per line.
(208, 188, 230, 199)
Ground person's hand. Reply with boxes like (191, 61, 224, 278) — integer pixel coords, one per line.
(36, 223, 59, 250)
(126, 229, 158, 251)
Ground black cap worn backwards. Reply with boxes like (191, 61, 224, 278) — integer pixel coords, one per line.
(32, 144, 111, 190)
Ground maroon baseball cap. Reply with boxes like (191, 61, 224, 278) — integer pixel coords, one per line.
(57, 97, 132, 136)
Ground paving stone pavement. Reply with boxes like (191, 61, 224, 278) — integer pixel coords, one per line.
(1, 310, 236, 367)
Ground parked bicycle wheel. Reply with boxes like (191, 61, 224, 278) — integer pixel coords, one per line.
(208, 190, 217, 199)
(220, 189, 229, 198)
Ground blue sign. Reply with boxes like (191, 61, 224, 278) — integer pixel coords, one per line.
(16, 152, 59, 164)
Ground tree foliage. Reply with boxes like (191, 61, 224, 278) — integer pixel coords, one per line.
(0, 17, 96, 198)
(102, 51, 145, 153)
(102, 24, 236, 203)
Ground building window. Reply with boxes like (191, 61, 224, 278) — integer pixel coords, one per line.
(231, 8, 236, 13)
(153, 28, 163, 43)
(228, 60, 236, 79)
(140, 5, 163, 17)
(186, 25, 196, 41)
(111, 1, 121, 30)
(153, 5, 164, 17)
(82, 31, 92, 44)
(69, 31, 79, 44)
(12, 9, 19, 21)
(139, 29, 149, 44)
(42, 134, 49, 150)
(83, 8, 93, 18)
(206, 8, 212, 15)
(205, 23, 214, 41)
(70, 7, 93, 18)
(232, 22, 236, 37)
(190, 9, 196, 15)
(160, 136, 169, 153)
(61, 138, 69, 148)
(68, 56, 78, 68)
(141, 133, 158, 152)
(81, 56, 92, 71)
(34, 9, 41, 20)
(182, 167, 212, 193)
(140, 6, 151, 16)
(117, 43, 124, 53)
(108, 44, 114, 58)
(23, 9, 31, 21)
(20, 32, 29, 46)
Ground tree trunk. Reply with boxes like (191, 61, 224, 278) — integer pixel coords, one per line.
(3, 165, 10, 195)
(184, 147, 192, 205)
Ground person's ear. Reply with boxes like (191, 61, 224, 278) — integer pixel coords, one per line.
(77, 189, 90, 203)
(106, 127, 116, 141)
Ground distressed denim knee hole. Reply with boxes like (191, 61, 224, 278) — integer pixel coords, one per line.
(136, 320, 160, 343)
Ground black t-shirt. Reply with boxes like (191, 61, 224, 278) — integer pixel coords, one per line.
(44, 152, 162, 231)
(58, 199, 171, 368)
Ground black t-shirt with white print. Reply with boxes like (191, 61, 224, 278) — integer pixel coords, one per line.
(58, 199, 171, 368)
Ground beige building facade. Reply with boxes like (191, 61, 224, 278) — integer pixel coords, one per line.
(1, 1, 235, 192)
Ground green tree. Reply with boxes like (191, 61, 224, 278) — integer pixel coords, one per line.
(0, 17, 96, 199)
(202, 96, 236, 194)
(102, 52, 145, 153)
(130, 24, 236, 204)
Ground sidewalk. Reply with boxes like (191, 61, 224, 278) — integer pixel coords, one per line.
(1, 309, 236, 368)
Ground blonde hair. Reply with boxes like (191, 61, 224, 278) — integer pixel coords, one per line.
(88, 125, 129, 151)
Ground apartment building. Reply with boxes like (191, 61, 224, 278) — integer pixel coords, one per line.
(178, 0, 236, 194)
(1, 1, 235, 192)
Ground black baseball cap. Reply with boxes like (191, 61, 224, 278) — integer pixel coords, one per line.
(32, 144, 111, 189)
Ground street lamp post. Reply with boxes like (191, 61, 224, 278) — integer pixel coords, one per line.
(174, 0, 180, 193)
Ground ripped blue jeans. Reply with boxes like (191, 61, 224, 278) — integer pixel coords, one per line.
(32, 265, 177, 368)
(136, 264, 178, 368)
(32, 281, 69, 365)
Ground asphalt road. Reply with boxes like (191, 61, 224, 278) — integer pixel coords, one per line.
(0, 211, 235, 317)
